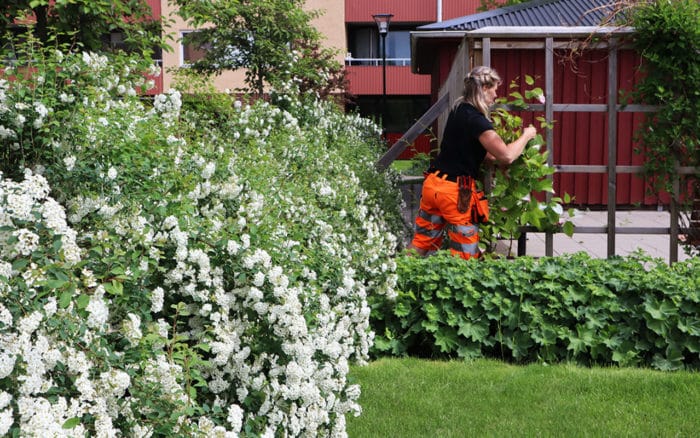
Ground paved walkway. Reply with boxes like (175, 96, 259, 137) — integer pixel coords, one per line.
(511, 209, 693, 263)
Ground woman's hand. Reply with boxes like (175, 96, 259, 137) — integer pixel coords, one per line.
(480, 124, 537, 165)
(523, 124, 537, 141)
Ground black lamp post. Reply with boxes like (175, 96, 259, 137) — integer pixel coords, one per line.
(372, 13, 393, 134)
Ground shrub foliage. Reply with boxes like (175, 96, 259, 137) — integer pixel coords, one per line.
(0, 42, 403, 436)
(372, 251, 700, 371)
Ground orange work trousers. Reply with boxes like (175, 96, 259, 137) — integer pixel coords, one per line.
(411, 172, 481, 259)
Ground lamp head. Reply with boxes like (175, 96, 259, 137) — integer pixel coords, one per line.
(372, 13, 393, 35)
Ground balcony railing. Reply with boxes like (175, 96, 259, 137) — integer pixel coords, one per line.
(344, 57, 412, 67)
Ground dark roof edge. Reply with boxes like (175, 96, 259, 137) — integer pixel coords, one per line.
(410, 25, 635, 74)
(419, 0, 561, 30)
(411, 25, 634, 42)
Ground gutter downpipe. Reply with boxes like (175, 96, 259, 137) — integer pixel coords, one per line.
(437, 0, 442, 22)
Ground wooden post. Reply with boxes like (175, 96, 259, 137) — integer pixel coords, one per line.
(607, 39, 618, 258)
(670, 165, 679, 263)
(545, 37, 554, 256)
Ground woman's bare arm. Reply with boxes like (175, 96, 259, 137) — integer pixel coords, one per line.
(479, 125, 536, 165)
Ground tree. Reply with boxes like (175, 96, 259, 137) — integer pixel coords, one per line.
(172, 0, 346, 98)
(478, 0, 526, 12)
(0, 0, 164, 57)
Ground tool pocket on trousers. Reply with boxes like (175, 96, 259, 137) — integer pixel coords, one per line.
(471, 191, 489, 224)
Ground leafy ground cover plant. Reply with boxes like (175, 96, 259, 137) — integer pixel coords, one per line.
(371, 251, 700, 371)
(0, 40, 404, 436)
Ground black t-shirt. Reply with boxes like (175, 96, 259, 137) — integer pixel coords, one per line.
(432, 102, 494, 178)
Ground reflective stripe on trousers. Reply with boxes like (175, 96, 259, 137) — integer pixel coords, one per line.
(410, 173, 481, 259)
(447, 224, 480, 257)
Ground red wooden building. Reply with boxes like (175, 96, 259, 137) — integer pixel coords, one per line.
(344, 0, 488, 159)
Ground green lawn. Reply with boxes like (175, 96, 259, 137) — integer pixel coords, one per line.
(347, 357, 700, 437)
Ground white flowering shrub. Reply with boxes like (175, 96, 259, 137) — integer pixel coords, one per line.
(0, 36, 155, 183)
(0, 43, 404, 436)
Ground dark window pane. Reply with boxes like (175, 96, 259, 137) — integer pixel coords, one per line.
(349, 96, 431, 134)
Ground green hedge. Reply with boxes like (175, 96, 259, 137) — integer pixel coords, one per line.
(371, 251, 700, 370)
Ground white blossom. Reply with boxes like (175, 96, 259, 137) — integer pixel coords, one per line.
(0, 353, 15, 379)
(151, 287, 164, 313)
(123, 313, 142, 345)
(227, 404, 244, 433)
(86, 286, 109, 329)
(0, 408, 12, 436)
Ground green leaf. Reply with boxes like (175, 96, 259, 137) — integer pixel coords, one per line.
(53, 235, 63, 253)
(424, 303, 441, 322)
(456, 342, 482, 359)
(104, 280, 124, 296)
(562, 221, 575, 237)
(509, 91, 523, 100)
(457, 321, 489, 342)
(76, 294, 91, 310)
(30, 0, 49, 8)
(506, 331, 534, 359)
(12, 258, 29, 271)
(436, 287, 452, 299)
(644, 298, 675, 320)
(62, 417, 81, 429)
(59, 290, 73, 309)
(44, 279, 68, 289)
(434, 327, 460, 353)
(394, 301, 412, 317)
(652, 347, 684, 371)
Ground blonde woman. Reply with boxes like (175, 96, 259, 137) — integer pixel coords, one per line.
(409, 66, 536, 259)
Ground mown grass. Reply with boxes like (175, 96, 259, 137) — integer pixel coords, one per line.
(347, 357, 700, 437)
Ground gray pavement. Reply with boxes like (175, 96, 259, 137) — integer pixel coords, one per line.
(509, 209, 693, 263)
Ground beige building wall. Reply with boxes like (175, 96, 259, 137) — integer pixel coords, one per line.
(160, 2, 247, 92)
(306, 0, 346, 64)
(160, 0, 345, 93)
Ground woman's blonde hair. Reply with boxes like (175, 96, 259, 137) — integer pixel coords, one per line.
(455, 66, 501, 118)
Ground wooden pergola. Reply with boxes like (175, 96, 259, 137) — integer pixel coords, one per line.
(378, 26, 693, 263)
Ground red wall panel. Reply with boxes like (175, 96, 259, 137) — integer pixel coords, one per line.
(346, 0, 436, 23)
(484, 48, 655, 207)
(345, 0, 488, 23)
(441, 0, 485, 20)
(142, 73, 163, 96)
(145, 0, 161, 16)
(385, 133, 433, 159)
(346, 66, 431, 95)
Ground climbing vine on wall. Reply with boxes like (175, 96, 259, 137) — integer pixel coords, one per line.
(628, 0, 699, 191)
(628, 0, 700, 253)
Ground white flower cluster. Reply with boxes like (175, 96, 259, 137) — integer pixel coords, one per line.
(0, 80, 54, 140)
(0, 311, 134, 437)
(0, 170, 81, 266)
(151, 89, 182, 125)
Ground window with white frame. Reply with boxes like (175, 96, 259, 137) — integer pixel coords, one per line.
(346, 25, 414, 66)
(180, 31, 209, 66)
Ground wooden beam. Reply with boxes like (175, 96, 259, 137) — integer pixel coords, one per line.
(375, 94, 450, 171)
(497, 103, 660, 113)
(555, 165, 642, 173)
(473, 41, 615, 50)
(518, 226, 691, 235)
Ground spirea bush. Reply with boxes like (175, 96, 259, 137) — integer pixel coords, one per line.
(0, 43, 404, 436)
